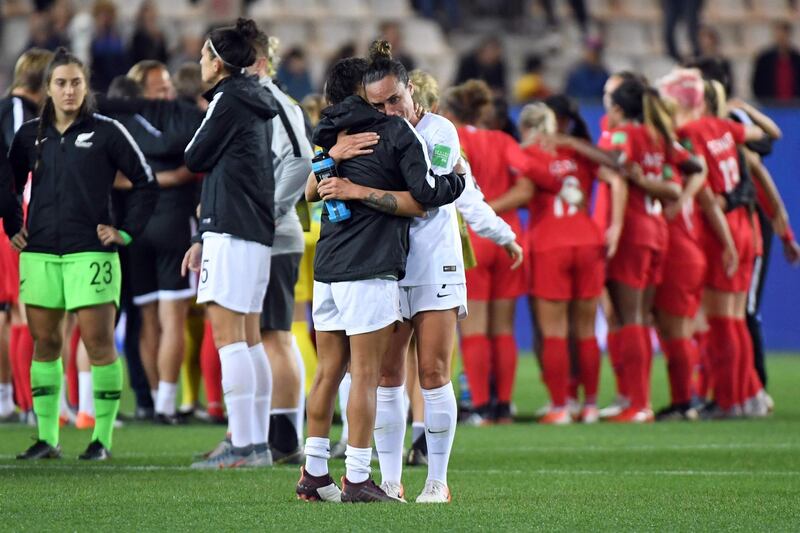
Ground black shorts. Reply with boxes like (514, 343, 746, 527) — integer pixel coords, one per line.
(130, 209, 196, 306)
(261, 253, 301, 332)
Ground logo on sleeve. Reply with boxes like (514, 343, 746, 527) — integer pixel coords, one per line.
(75, 131, 94, 148)
(442, 265, 457, 272)
(610, 131, 627, 146)
(431, 144, 452, 168)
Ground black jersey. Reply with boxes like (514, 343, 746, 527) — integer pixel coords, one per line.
(311, 95, 465, 283)
(185, 74, 277, 247)
(6, 112, 158, 254)
(0, 95, 38, 156)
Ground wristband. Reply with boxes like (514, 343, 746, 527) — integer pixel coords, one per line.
(119, 230, 133, 246)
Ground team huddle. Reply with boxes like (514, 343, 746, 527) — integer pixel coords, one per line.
(0, 15, 797, 504)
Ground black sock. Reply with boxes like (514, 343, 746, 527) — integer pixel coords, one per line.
(269, 414, 299, 453)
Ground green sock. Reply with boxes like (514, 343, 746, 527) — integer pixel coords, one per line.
(91, 358, 123, 450)
(31, 359, 63, 447)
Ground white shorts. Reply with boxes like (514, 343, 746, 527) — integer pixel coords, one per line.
(312, 279, 401, 336)
(196, 232, 271, 314)
(399, 283, 468, 321)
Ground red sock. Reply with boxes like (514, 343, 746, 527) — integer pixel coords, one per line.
(662, 338, 694, 405)
(461, 334, 491, 408)
(9, 325, 22, 408)
(618, 325, 648, 410)
(607, 331, 627, 398)
(567, 375, 579, 401)
(644, 328, 654, 407)
(11, 325, 33, 411)
(541, 337, 569, 408)
(734, 319, 761, 400)
(200, 320, 223, 417)
(694, 331, 711, 398)
(490, 334, 518, 404)
(706, 317, 740, 410)
(66, 327, 80, 408)
(577, 337, 600, 405)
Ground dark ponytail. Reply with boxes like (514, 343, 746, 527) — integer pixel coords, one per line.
(611, 78, 675, 150)
(363, 40, 409, 87)
(207, 17, 259, 74)
(544, 94, 592, 142)
(35, 47, 94, 173)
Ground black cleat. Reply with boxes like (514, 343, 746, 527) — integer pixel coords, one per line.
(494, 402, 513, 424)
(272, 446, 305, 465)
(17, 439, 62, 460)
(78, 440, 111, 460)
(655, 403, 698, 421)
(405, 434, 428, 466)
(295, 467, 342, 502)
(154, 413, 186, 426)
(341, 476, 405, 503)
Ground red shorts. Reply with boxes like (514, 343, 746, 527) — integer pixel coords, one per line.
(0, 231, 19, 304)
(704, 209, 758, 293)
(607, 243, 664, 289)
(529, 245, 604, 300)
(655, 259, 706, 317)
(465, 234, 526, 301)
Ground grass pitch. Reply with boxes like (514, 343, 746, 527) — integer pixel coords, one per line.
(1, 354, 799, 532)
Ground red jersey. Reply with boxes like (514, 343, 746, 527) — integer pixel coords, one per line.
(523, 144, 602, 252)
(678, 117, 746, 194)
(457, 126, 526, 227)
(592, 114, 611, 231)
(599, 123, 673, 249)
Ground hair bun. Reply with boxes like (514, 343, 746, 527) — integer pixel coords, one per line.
(235, 17, 259, 41)
(52, 46, 70, 60)
(368, 40, 393, 62)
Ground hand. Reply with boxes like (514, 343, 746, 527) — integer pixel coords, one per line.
(726, 97, 747, 110)
(772, 208, 789, 238)
(783, 239, 800, 266)
(605, 223, 622, 259)
(317, 177, 360, 201)
(97, 224, 125, 246)
(181, 242, 202, 277)
(329, 131, 379, 162)
(503, 241, 524, 270)
(454, 159, 467, 176)
(722, 245, 739, 278)
(626, 163, 644, 186)
(10, 228, 27, 252)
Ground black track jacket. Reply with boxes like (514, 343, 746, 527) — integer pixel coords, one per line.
(185, 74, 277, 246)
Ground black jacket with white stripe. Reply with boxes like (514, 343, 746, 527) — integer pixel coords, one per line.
(0, 95, 38, 156)
(185, 74, 278, 247)
(6, 112, 158, 255)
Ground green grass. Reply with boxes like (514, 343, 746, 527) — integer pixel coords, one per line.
(1, 353, 799, 532)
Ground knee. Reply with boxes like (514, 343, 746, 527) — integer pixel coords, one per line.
(32, 330, 62, 361)
(418, 361, 448, 390)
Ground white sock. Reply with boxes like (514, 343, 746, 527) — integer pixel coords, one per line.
(219, 342, 256, 449)
(292, 336, 306, 442)
(338, 372, 351, 442)
(422, 381, 457, 485)
(304, 436, 330, 476)
(345, 445, 372, 483)
(0, 383, 13, 415)
(59, 376, 70, 413)
(412, 421, 425, 443)
(249, 343, 272, 446)
(155, 380, 177, 416)
(374, 385, 406, 484)
(79, 371, 94, 415)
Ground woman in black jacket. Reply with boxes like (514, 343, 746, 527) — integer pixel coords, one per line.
(182, 18, 279, 469)
(8, 48, 157, 461)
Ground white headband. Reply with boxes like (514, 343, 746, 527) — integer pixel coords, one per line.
(207, 38, 246, 74)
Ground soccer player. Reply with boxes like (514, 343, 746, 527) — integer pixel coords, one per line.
(297, 57, 463, 503)
(516, 97, 625, 425)
(183, 18, 278, 468)
(439, 80, 533, 424)
(250, 30, 313, 463)
(9, 47, 157, 460)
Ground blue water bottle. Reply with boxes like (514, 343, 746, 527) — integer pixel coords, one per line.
(312, 149, 351, 223)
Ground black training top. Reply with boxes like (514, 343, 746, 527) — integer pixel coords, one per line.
(6, 112, 158, 255)
(311, 95, 464, 283)
(0, 95, 38, 156)
(185, 74, 278, 247)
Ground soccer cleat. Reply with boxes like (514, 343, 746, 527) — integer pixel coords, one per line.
(341, 476, 405, 503)
(17, 439, 62, 460)
(330, 439, 347, 459)
(700, 403, 742, 421)
(272, 446, 305, 465)
(78, 440, 111, 461)
(75, 411, 95, 430)
(0, 411, 20, 423)
(609, 407, 654, 423)
(154, 413, 186, 426)
(195, 438, 232, 460)
(134, 406, 155, 421)
(533, 402, 551, 418)
(567, 398, 581, 421)
(494, 402, 513, 424)
(655, 403, 698, 422)
(539, 408, 571, 425)
(380, 480, 406, 501)
(599, 395, 629, 419)
(59, 408, 76, 427)
(243, 449, 273, 468)
(190, 448, 249, 469)
(743, 395, 769, 418)
(295, 467, 342, 502)
(415, 479, 451, 503)
(580, 405, 599, 424)
(764, 393, 775, 413)
(405, 435, 428, 466)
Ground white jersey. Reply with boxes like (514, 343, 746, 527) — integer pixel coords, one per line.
(401, 113, 464, 287)
(454, 158, 516, 246)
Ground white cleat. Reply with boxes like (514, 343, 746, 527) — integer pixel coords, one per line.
(533, 402, 551, 418)
(567, 398, 581, 420)
(581, 405, 599, 424)
(380, 481, 406, 502)
(599, 396, 629, 419)
(415, 479, 451, 503)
